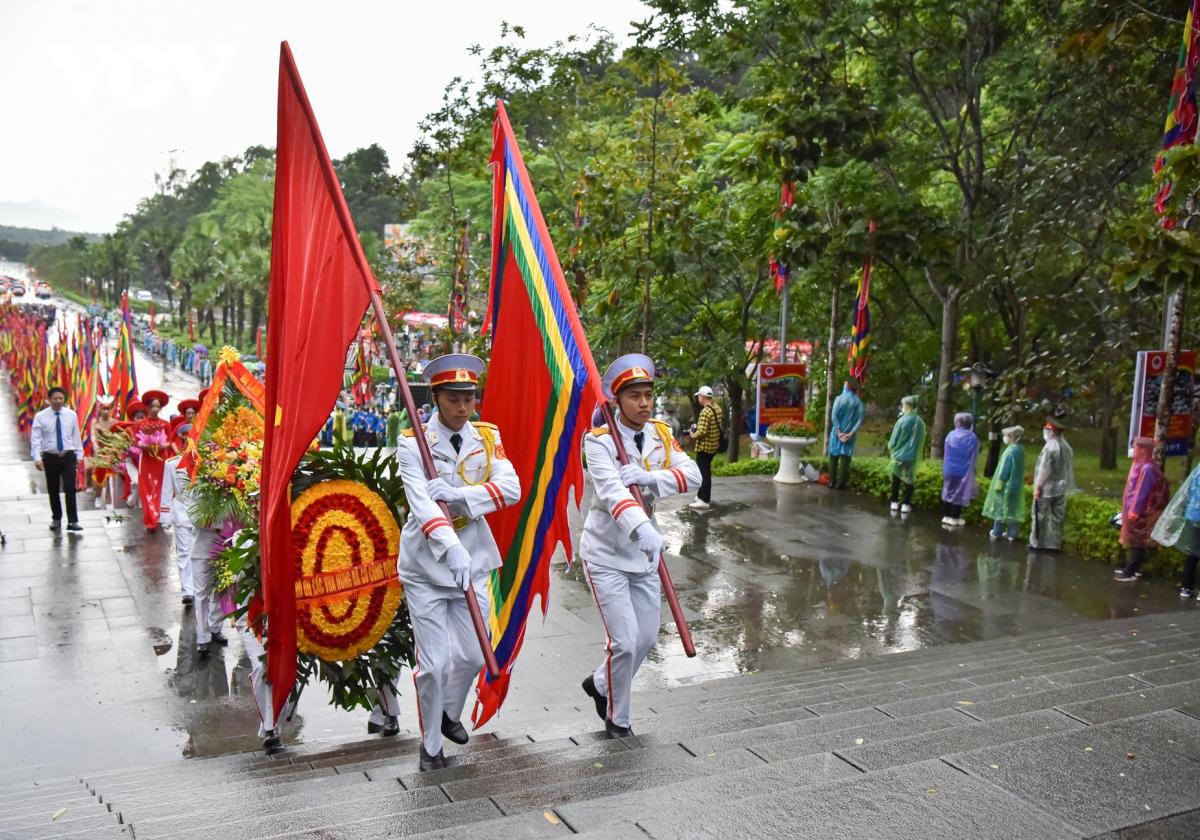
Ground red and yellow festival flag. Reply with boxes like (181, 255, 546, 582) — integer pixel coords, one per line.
(472, 101, 605, 727)
(109, 295, 139, 417)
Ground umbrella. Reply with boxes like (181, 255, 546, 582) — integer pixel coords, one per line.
(193, 344, 208, 354)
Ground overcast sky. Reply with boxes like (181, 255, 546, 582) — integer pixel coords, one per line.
(0, 0, 649, 233)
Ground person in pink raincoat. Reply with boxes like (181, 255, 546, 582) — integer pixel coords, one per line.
(1114, 436, 1170, 582)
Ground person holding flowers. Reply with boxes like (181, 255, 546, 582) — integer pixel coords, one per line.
(396, 354, 522, 772)
(134, 390, 172, 530)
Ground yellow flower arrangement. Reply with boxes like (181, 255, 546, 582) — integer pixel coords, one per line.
(291, 479, 403, 662)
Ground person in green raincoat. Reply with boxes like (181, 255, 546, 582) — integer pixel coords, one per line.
(983, 425, 1025, 540)
(1029, 417, 1075, 551)
(887, 395, 926, 513)
(386, 410, 401, 447)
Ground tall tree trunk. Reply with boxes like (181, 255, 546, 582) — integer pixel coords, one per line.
(725, 377, 743, 464)
(931, 286, 962, 459)
(1098, 380, 1118, 470)
(823, 282, 841, 453)
(1154, 286, 1187, 470)
(250, 291, 263, 347)
(207, 306, 217, 346)
(236, 290, 245, 348)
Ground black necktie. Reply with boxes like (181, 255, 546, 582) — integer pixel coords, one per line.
(634, 432, 644, 454)
(450, 433, 462, 454)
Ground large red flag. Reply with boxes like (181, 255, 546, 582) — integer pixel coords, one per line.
(261, 41, 377, 719)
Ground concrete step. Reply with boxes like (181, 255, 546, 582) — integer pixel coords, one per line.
(1058, 678, 1200, 725)
(833, 708, 1085, 771)
(625, 758, 1078, 839)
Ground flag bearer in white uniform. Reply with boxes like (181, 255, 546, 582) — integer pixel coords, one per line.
(395, 354, 521, 772)
(580, 354, 701, 738)
(160, 419, 196, 606)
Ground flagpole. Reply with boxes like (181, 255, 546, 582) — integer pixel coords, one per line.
(367, 290, 501, 679)
(598, 401, 697, 658)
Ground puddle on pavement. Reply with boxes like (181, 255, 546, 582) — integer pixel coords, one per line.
(632, 481, 1193, 686)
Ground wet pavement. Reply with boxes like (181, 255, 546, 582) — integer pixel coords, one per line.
(0, 297, 1191, 782)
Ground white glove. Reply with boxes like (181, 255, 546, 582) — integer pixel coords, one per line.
(443, 544, 472, 591)
(619, 463, 655, 488)
(633, 522, 665, 564)
(428, 477, 465, 505)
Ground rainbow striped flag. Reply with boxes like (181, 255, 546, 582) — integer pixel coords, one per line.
(1155, 0, 1200, 219)
(109, 296, 139, 417)
(472, 100, 604, 727)
(847, 219, 875, 380)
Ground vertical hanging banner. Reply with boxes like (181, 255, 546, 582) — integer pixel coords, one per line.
(260, 41, 378, 721)
(1129, 350, 1196, 457)
(473, 100, 604, 727)
(1154, 0, 1200, 220)
(756, 363, 807, 436)
(847, 219, 875, 380)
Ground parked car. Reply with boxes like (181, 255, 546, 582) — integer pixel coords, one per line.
(11, 285, 25, 296)
(134, 290, 153, 302)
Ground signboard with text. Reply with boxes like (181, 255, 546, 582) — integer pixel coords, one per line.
(1129, 349, 1196, 457)
(756, 363, 807, 436)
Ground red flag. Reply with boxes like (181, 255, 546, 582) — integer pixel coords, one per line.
(261, 41, 378, 720)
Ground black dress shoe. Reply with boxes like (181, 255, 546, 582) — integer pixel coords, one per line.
(367, 715, 400, 737)
(262, 730, 283, 752)
(181, 595, 194, 606)
(605, 718, 634, 739)
(48, 520, 61, 531)
(418, 744, 446, 772)
(66, 522, 83, 531)
(197, 643, 210, 657)
(209, 631, 229, 646)
(582, 674, 607, 721)
(441, 712, 469, 745)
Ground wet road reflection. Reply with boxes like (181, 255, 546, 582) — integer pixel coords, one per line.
(637, 476, 1189, 687)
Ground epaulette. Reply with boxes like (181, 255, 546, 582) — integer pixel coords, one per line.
(474, 421, 498, 430)
(400, 424, 428, 438)
(590, 426, 611, 436)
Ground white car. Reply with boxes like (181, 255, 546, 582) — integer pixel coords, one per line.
(134, 290, 153, 302)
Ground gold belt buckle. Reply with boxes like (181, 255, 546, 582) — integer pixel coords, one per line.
(452, 515, 469, 531)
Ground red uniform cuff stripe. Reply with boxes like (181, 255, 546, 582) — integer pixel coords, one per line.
(484, 481, 504, 510)
(612, 499, 639, 518)
(421, 518, 452, 537)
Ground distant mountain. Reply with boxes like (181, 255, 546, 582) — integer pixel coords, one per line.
(0, 224, 100, 246)
(0, 200, 98, 233)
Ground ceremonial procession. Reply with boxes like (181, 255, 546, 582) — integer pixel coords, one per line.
(4, 1, 1200, 837)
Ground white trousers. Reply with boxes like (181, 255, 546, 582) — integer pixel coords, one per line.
(406, 574, 490, 755)
(368, 682, 401, 727)
(584, 560, 661, 728)
(238, 621, 282, 738)
(190, 528, 226, 644)
(173, 522, 195, 597)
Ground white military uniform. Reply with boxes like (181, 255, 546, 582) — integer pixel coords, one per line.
(176, 467, 227, 646)
(581, 358, 700, 730)
(159, 454, 196, 598)
(398, 412, 521, 755)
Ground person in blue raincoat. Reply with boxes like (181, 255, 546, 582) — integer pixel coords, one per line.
(940, 412, 979, 526)
(828, 377, 864, 490)
(887, 395, 926, 513)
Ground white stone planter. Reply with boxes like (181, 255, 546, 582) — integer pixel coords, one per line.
(765, 435, 817, 484)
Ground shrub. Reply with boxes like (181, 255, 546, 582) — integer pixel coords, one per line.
(767, 420, 817, 437)
(713, 457, 780, 477)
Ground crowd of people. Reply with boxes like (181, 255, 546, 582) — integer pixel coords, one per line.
(825, 374, 1197, 600)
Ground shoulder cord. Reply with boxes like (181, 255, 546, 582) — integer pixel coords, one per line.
(457, 426, 494, 486)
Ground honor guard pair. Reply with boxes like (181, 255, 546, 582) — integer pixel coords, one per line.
(580, 354, 701, 738)
(392, 354, 522, 771)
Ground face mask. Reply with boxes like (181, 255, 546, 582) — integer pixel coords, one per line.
(1043, 429, 1053, 442)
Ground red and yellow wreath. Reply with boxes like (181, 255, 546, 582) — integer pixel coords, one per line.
(291, 479, 403, 662)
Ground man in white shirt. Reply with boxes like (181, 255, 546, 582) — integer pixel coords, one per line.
(31, 386, 85, 531)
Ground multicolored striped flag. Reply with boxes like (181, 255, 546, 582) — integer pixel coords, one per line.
(473, 100, 604, 727)
(847, 219, 875, 381)
(768, 182, 795, 294)
(109, 295, 139, 417)
(1155, 0, 1200, 220)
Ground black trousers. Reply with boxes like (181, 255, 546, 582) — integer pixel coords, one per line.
(1183, 555, 1199, 591)
(943, 502, 962, 518)
(696, 452, 714, 504)
(1121, 546, 1148, 577)
(890, 474, 914, 505)
(829, 455, 851, 488)
(43, 452, 78, 524)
